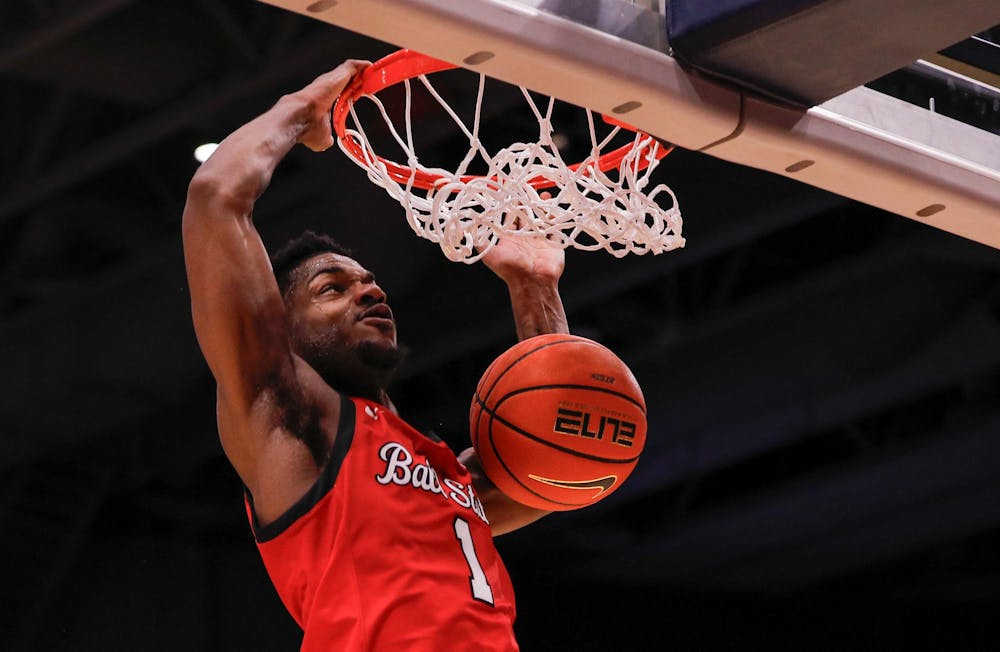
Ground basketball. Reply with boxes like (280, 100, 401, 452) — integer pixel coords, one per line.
(470, 334, 647, 511)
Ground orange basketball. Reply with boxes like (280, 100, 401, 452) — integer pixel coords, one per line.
(470, 334, 646, 511)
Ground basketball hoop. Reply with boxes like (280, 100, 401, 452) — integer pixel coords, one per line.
(333, 49, 684, 263)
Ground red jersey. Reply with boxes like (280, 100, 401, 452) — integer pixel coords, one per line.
(245, 395, 519, 651)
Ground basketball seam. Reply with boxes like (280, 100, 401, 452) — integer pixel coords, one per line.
(492, 383, 647, 415)
(479, 337, 599, 405)
(484, 403, 587, 509)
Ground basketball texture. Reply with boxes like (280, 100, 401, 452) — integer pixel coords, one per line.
(470, 334, 646, 511)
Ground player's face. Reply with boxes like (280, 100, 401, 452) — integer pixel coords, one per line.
(285, 253, 401, 389)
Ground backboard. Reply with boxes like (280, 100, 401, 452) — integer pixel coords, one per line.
(259, 0, 1000, 250)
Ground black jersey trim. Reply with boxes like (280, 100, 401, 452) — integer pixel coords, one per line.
(247, 393, 357, 543)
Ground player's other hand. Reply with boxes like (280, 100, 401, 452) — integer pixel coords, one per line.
(484, 231, 565, 285)
(296, 59, 369, 152)
(483, 194, 565, 285)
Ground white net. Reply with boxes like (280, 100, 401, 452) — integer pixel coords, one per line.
(338, 73, 684, 264)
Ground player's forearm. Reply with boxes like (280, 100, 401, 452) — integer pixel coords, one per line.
(506, 278, 569, 340)
(458, 447, 549, 536)
(182, 95, 313, 405)
(187, 93, 313, 217)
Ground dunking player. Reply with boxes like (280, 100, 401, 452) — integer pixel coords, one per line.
(182, 61, 568, 650)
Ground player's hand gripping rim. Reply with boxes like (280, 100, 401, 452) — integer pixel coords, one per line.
(296, 60, 370, 153)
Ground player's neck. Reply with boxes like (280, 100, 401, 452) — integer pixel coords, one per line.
(327, 372, 389, 406)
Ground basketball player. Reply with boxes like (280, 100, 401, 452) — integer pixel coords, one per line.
(182, 60, 568, 650)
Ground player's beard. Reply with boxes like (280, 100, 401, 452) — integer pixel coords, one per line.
(356, 339, 405, 371)
(297, 329, 404, 401)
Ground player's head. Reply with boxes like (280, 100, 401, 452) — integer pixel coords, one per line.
(271, 230, 402, 401)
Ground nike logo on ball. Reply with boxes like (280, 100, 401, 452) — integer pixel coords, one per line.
(528, 474, 618, 498)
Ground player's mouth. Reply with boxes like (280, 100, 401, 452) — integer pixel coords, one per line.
(358, 304, 395, 330)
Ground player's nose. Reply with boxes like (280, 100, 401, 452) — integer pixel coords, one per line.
(355, 281, 387, 306)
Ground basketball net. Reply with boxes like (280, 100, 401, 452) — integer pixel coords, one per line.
(336, 52, 685, 264)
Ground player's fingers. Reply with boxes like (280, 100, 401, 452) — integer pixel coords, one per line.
(345, 60, 372, 84)
(303, 133, 335, 153)
(327, 59, 370, 79)
(312, 60, 371, 100)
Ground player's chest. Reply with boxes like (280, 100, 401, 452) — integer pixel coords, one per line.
(347, 429, 490, 530)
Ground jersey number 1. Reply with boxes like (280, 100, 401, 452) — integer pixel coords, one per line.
(453, 517, 495, 606)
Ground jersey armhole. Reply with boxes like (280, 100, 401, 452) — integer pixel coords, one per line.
(246, 393, 357, 543)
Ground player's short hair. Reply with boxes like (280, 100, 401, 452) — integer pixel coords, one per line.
(270, 230, 354, 296)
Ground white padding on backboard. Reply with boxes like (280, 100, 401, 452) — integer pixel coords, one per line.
(260, 0, 742, 150)
(704, 88, 1000, 249)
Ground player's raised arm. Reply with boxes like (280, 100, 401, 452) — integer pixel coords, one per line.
(181, 61, 366, 502)
(483, 232, 569, 339)
(461, 233, 569, 535)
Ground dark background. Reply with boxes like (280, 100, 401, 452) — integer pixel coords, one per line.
(1, 1, 999, 650)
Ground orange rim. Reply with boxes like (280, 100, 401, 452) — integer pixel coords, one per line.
(332, 49, 672, 191)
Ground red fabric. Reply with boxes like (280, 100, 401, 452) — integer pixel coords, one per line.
(245, 397, 518, 651)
